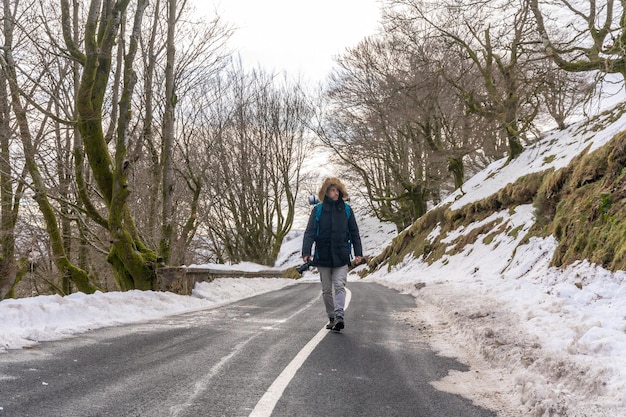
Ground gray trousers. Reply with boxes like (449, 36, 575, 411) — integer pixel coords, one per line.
(318, 265, 348, 319)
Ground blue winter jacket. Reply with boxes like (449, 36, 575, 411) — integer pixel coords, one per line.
(302, 196, 363, 268)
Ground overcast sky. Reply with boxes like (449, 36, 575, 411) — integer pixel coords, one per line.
(196, 0, 383, 83)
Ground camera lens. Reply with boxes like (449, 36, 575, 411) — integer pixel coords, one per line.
(296, 262, 310, 274)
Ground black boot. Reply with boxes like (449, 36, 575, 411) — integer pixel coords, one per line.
(331, 317, 344, 331)
(326, 317, 335, 330)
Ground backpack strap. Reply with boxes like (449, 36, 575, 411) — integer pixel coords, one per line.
(314, 203, 323, 236)
(345, 204, 353, 258)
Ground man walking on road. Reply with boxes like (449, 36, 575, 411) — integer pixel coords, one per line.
(302, 177, 363, 331)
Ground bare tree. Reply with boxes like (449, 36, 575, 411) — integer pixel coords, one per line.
(0, 0, 27, 298)
(203, 65, 312, 265)
(159, 0, 176, 263)
(388, 0, 544, 161)
(319, 37, 431, 230)
(129, 3, 232, 265)
(538, 62, 595, 130)
(2, 0, 97, 295)
(531, 0, 626, 84)
(318, 31, 488, 231)
(0, 0, 18, 298)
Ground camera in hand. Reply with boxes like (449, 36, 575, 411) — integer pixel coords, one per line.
(296, 261, 312, 274)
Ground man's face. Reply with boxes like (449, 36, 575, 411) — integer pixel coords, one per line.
(326, 185, 340, 201)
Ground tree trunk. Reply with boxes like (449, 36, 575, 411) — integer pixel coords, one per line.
(160, 0, 176, 263)
(0, 25, 18, 299)
(61, 0, 157, 290)
(2, 0, 96, 295)
(447, 156, 465, 192)
(143, 0, 160, 245)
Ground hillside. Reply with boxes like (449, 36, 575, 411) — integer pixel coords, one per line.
(362, 102, 626, 415)
(369, 103, 626, 274)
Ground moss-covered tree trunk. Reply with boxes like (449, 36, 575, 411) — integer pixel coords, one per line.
(2, 0, 96, 295)
(61, 0, 157, 291)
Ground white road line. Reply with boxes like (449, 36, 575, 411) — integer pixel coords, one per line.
(249, 288, 352, 417)
(171, 291, 321, 417)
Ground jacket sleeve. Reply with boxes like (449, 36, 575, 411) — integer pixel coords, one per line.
(301, 207, 317, 257)
(348, 212, 363, 257)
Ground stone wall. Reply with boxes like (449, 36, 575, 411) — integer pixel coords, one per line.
(155, 267, 288, 295)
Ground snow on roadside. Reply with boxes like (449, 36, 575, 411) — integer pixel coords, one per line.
(0, 278, 296, 351)
(368, 212, 626, 415)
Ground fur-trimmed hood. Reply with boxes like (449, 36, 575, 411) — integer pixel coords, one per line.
(318, 177, 349, 202)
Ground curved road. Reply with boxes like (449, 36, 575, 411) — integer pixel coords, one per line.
(0, 282, 496, 417)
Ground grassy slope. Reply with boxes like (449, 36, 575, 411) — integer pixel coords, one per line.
(367, 115, 626, 275)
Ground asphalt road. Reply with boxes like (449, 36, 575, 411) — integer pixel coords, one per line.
(0, 282, 497, 417)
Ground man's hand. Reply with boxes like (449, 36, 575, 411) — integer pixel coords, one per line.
(354, 256, 363, 265)
(302, 256, 312, 263)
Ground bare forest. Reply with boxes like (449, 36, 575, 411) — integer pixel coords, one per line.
(0, 0, 619, 299)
